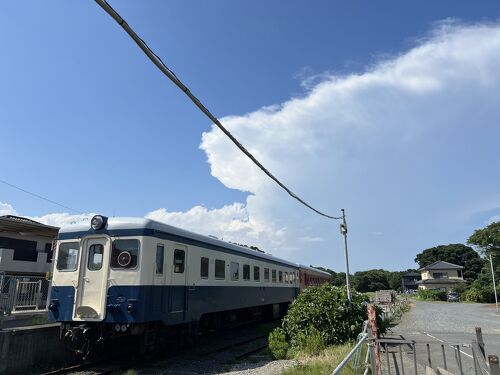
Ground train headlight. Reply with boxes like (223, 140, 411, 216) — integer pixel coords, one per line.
(117, 251, 132, 267)
(91, 215, 107, 230)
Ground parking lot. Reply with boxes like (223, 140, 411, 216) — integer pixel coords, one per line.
(390, 299, 500, 373)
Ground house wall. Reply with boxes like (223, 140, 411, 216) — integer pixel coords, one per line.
(0, 231, 54, 275)
(421, 269, 462, 280)
(0, 231, 53, 253)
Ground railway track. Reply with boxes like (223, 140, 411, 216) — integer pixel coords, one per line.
(41, 322, 275, 374)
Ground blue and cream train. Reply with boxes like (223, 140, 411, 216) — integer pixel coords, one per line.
(48, 215, 330, 352)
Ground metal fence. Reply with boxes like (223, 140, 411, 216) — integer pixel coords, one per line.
(0, 273, 49, 314)
(331, 307, 500, 375)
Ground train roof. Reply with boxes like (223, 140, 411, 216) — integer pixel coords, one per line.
(59, 216, 300, 268)
(298, 264, 332, 277)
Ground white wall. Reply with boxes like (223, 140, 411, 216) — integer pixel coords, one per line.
(0, 248, 51, 274)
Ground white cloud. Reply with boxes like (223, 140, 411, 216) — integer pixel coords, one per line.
(30, 213, 94, 228)
(198, 22, 500, 267)
(146, 204, 287, 249)
(0, 202, 17, 216)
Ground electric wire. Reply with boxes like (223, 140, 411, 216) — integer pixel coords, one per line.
(0, 179, 83, 214)
(94, 0, 342, 220)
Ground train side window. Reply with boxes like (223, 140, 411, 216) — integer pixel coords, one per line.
(200, 257, 209, 279)
(56, 242, 80, 271)
(254, 266, 260, 281)
(111, 239, 139, 269)
(156, 245, 164, 275)
(272, 269, 277, 283)
(279, 271, 283, 283)
(264, 268, 270, 282)
(230, 261, 239, 281)
(87, 244, 103, 271)
(243, 264, 250, 281)
(284, 272, 288, 283)
(173, 249, 185, 273)
(215, 259, 225, 279)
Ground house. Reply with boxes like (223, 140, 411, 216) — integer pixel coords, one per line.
(402, 271, 421, 291)
(417, 260, 466, 291)
(0, 215, 59, 276)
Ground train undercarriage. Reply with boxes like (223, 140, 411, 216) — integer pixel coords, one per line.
(61, 302, 289, 359)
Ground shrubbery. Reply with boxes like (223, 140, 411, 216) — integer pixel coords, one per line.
(462, 285, 495, 302)
(269, 285, 377, 359)
(417, 289, 447, 301)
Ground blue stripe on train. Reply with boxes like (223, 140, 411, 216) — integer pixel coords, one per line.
(48, 285, 299, 324)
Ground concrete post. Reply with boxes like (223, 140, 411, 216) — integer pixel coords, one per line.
(475, 327, 485, 356)
(489, 355, 500, 375)
(368, 304, 381, 375)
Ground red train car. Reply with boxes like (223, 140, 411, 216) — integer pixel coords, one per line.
(298, 265, 331, 290)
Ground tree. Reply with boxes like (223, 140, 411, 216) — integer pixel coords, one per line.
(352, 269, 391, 292)
(468, 221, 500, 272)
(388, 271, 404, 291)
(414, 243, 483, 281)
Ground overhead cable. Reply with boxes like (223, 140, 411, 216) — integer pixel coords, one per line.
(94, 0, 342, 220)
(0, 179, 83, 214)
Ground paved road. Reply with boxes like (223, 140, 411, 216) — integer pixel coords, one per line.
(387, 299, 500, 374)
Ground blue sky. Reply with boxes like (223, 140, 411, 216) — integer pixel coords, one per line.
(1, 1, 500, 271)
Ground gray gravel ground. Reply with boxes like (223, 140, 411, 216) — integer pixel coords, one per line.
(389, 299, 500, 374)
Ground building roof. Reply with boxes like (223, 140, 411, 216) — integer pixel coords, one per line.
(0, 215, 59, 238)
(419, 260, 463, 271)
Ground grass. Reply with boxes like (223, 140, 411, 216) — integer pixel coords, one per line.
(282, 343, 367, 375)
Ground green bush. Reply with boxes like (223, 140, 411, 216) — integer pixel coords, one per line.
(462, 285, 495, 303)
(293, 327, 326, 356)
(462, 287, 482, 302)
(268, 327, 289, 359)
(268, 285, 376, 359)
(417, 289, 447, 301)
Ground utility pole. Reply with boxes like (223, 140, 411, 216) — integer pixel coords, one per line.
(340, 209, 352, 304)
(490, 253, 499, 313)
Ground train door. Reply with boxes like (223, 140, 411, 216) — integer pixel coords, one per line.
(74, 237, 110, 321)
(169, 244, 187, 322)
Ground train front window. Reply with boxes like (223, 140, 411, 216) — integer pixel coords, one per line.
(87, 244, 104, 271)
(56, 242, 79, 271)
(111, 239, 139, 269)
